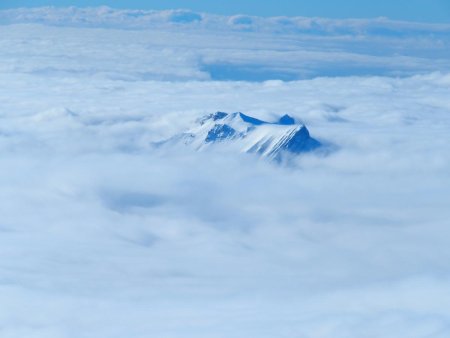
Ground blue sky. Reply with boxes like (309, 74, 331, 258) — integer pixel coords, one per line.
(0, 0, 449, 23)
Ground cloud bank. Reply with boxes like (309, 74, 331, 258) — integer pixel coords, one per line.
(1, 7, 450, 80)
(0, 7, 449, 338)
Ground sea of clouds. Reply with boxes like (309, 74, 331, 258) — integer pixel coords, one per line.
(0, 6, 450, 338)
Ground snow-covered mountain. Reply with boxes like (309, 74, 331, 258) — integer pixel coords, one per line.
(159, 112, 322, 160)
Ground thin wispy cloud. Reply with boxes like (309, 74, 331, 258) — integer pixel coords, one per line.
(1, 7, 450, 80)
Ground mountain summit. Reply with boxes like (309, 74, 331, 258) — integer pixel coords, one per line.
(160, 112, 322, 160)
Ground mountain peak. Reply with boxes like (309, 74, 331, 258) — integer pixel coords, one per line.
(160, 112, 322, 161)
(279, 114, 295, 125)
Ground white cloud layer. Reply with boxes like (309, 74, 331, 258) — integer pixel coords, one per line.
(0, 7, 449, 338)
(1, 7, 450, 80)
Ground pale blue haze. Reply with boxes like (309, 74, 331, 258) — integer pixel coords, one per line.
(1, 0, 450, 23)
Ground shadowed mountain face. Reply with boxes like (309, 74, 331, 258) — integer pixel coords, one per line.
(160, 112, 322, 160)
